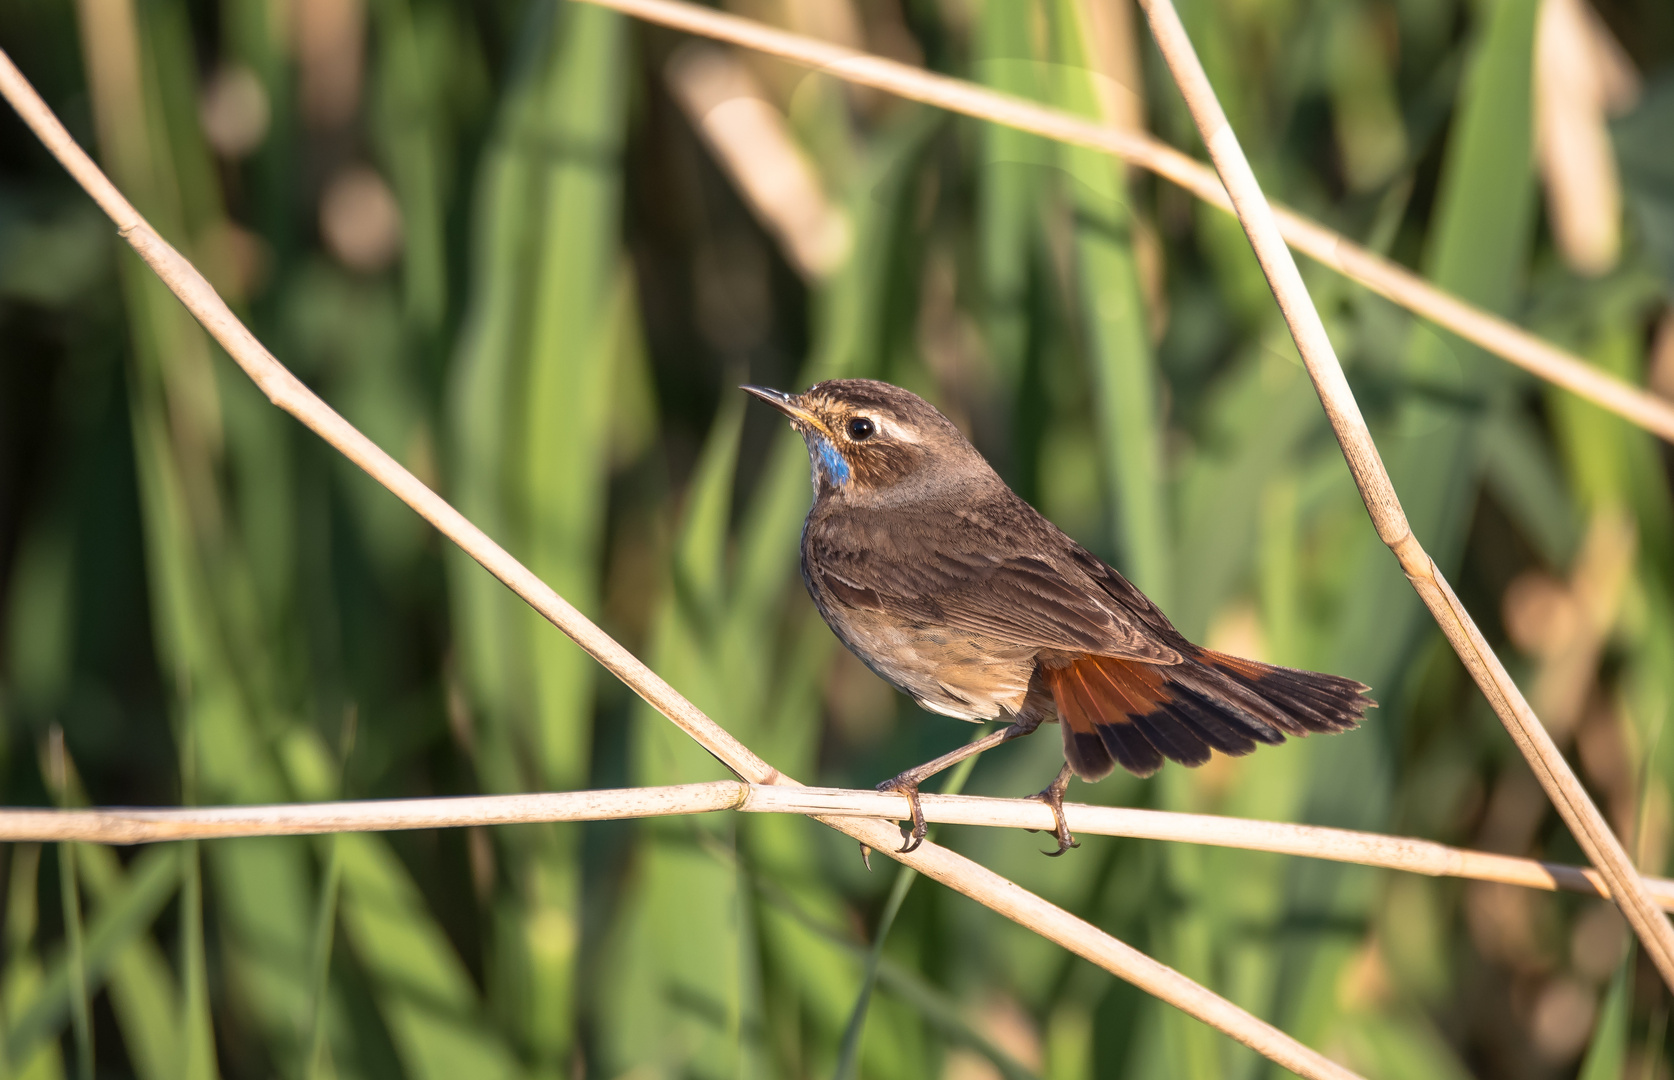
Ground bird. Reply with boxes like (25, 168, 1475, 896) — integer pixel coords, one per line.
(744, 379, 1373, 855)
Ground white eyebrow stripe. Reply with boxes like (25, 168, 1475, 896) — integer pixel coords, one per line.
(871, 415, 920, 443)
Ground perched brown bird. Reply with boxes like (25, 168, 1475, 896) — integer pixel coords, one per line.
(745, 379, 1373, 854)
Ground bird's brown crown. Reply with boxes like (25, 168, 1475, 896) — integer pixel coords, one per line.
(745, 379, 987, 495)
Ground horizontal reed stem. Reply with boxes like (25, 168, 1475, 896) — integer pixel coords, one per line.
(0, 784, 1661, 911)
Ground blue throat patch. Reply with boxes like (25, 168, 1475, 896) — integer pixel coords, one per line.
(812, 437, 851, 486)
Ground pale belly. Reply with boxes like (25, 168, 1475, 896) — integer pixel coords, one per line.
(822, 606, 1039, 721)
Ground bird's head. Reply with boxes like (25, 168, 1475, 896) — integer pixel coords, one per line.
(743, 379, 992, 501)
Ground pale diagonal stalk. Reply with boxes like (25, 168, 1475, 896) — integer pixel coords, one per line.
(0, 52, 1363, 1080)
(568, 0, 1674, 446)
(1128, 0, 1674, 992)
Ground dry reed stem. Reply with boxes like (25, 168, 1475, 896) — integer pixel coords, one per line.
(4, 783, 1672, 910)
(575, 0, 1674, 444)
(0, 50, 1364, 1080)
(1131, 0, 1674, 991)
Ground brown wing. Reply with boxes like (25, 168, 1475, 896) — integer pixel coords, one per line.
(802, 491, 1184, 665)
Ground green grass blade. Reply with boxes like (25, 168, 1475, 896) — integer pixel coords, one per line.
(871, 961, 1041, 1080)
(976, 0, 1048, 392)
(1333, 0, 1541, 691)
(831, 742, 984, 1080)
(520, 0, 628, 791)
(444, 4, 630, 1067)
(830, 865, 917, 1080)
(1479, 410, 1580, 567)
(74, 6, 334, 1074)
(176, 842, 217, 1080)
(2, 845, 64, 1080)
(54, 846, 89, 1080)
(606, 397, 751, 1077)
(74, 846, 179, 1080)
(1050, 0, 1172, 605)
(746, 834, 1036, 1080)
(279, 729, 519, 1080)
(332, 832, 521, 1080)
(444, 6, 553, 795)
(369, 0, 449, 328)
(675, 391, 746, 620)
(7, 848, 179, 1070)
(304, 836, 343, 1080)
(1580, 946, 1635, 1076)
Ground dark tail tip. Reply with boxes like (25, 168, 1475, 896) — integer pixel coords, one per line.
(1197, 649, 1374, 735)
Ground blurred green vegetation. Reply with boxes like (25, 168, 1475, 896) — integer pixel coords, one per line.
(1, 0, 1673, 1076)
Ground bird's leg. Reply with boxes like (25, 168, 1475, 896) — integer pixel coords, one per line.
(1031, 763, 1079, 856)
(877, 716, 1043, 854)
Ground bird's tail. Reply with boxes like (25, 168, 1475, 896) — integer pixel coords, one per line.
(1044, 649, 1373, 781)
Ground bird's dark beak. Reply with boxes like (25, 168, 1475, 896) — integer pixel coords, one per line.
(741, 385, 827, 435)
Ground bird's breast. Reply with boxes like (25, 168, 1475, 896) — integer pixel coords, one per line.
(800, 560, 1037, 721)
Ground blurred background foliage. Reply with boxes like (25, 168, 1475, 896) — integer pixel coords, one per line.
(1, 0, 1673, 1073)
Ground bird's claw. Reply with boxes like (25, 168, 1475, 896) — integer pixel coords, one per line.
(1030, 785, 1079, 857)
(877, 775, 929, 853)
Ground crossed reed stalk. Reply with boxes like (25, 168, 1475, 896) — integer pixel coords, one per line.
(2, 0, 1670, 1076)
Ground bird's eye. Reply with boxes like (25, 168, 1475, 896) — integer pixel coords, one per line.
(847, 417, 875, 442)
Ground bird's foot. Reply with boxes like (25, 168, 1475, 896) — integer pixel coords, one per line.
(1030, 765, 1078, 856)
(876, 774, 929, 853)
